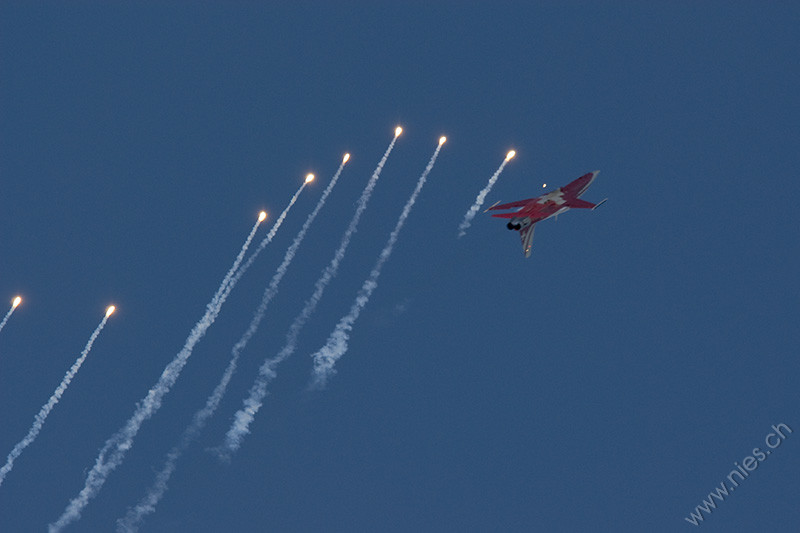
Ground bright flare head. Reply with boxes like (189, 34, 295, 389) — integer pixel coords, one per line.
(12, 296, 22, 308)
(342, 153, 350, 164)
(305, 173, 315, 184)
(439, 136, 447, 146)
(395, 126, 403, 137)
(258, 211, 267, 222)
(543, 183, 547, 188)
(105, 305, 116, 317)
(506, 150, 516, 161)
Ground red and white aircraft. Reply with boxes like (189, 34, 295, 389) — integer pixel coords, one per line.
(487, 170, 606, 257)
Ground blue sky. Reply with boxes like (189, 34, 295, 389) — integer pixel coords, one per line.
(1, 2, 798, 531)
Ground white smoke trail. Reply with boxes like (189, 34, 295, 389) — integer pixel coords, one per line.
(0, 311, 111, 488)
(226, 182, 307, 291)
(0, 309, 12, 335)
(310, 139, 445, 388)
(48, 193, 303, 532)
(219, 132, 400, 458)
(0, 298, 21, 337)
(457, 151, 515, 238)
(116, 157, 349, 533)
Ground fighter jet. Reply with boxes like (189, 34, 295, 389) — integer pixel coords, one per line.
(486, 171, 606, 257)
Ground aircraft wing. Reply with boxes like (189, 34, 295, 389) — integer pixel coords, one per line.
(520, 223, 535, 258)
(565, 198, 596, 209)
(490, 211, 521, 219)
(488, 198, 536, 211)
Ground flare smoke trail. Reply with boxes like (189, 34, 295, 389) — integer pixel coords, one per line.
(0, 296, 22, 337)
(116, 157, 349, 533)
(215, 181, 307, 307)
(48, 196, 299, 532)
(220, 130, 401, 458)
(0, 307, 114, 488)
(457, 150, 516, 238)
(310, 138, 445, 388)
